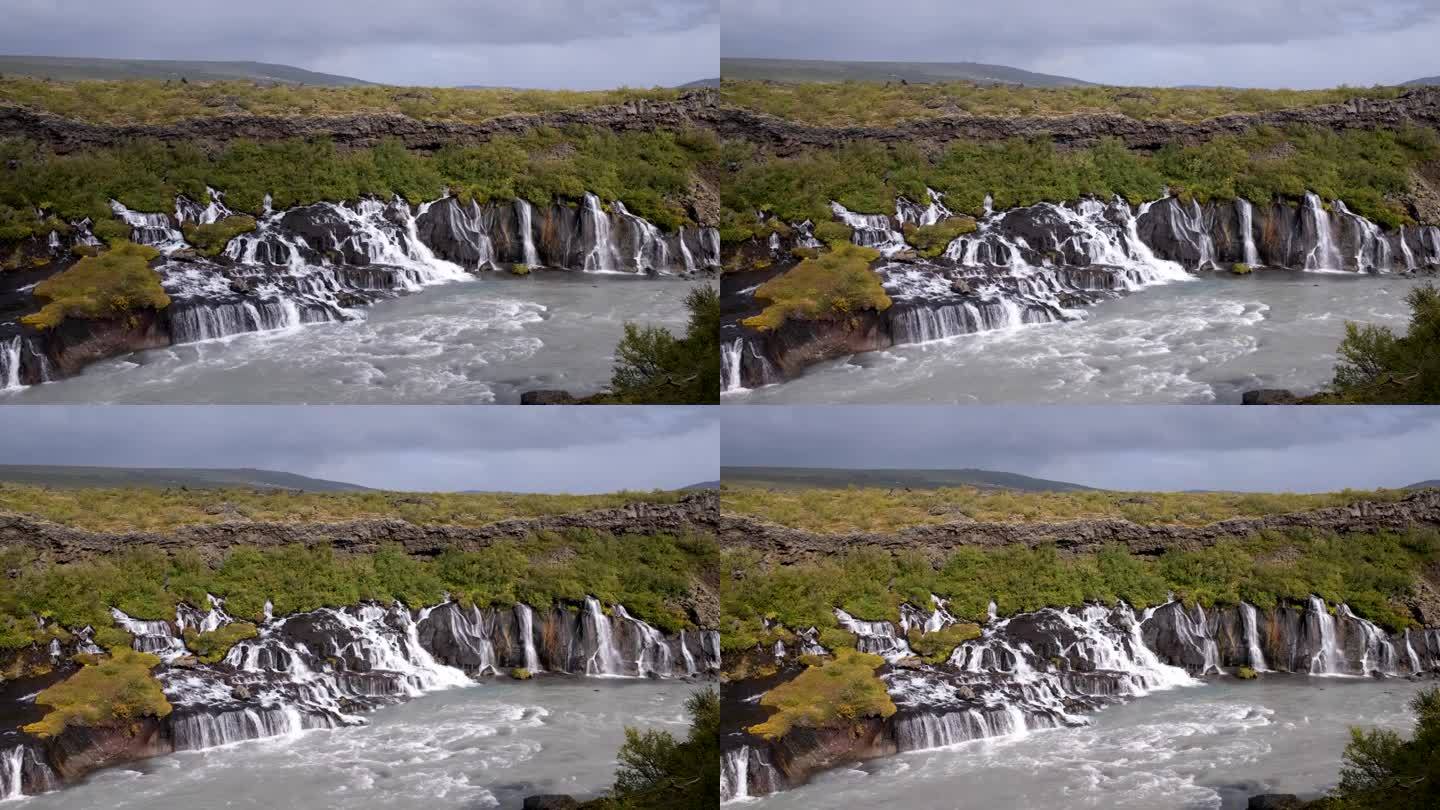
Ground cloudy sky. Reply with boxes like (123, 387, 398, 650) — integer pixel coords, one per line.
(723, 407, 1440, 492)
(722, 0, 1438, 88)
(2, 1, 718, 89)
(0, 406, 718, 493)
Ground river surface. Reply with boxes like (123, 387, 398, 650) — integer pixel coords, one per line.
(745, 676, 1428, 810)
(728, 272, 1424, 404)
(5, 274, 699, 404)
(16, 679, 701, 809)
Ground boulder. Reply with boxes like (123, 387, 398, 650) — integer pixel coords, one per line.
(520, 389, 577, 405)
(1242, 389, 1299, 405)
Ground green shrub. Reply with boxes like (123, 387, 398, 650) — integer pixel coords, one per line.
(180, 214, 256, 257)
(91, 218, 131, 242)
(1327, 688, 1440, 808)
(509, 263, 531, 276)
(510, 667, 532, 680)
(1236, 666, 1259, 679)
(20, 240, 168, 330)
(1232, 263, 1253, 275)
(23, 647, 172, 738)
(743, 243, 888, 331)
(748, 649, 896, 740)
(1324, 284, 1440, 404)
(608, 689, 718, 809)
(906, 622, 982, 664)
(812, 221, 854, 248)
(183, 621, 259, 664)
(903, 216, 978, 258)
(605, 284, 718, 404)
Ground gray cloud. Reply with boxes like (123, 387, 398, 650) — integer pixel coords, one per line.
(2, 1, 718, 88)
(0, 406, 718, 493)
(722, 0, 1440, 88)
(722, 407, 1440, 492)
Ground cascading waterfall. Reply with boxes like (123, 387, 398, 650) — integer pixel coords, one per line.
(721, 338, 744, 392)
(1399, 226, 1418, 271)
(830, 201, 909, 255)
(1240, 602, 1269, 671)
(516, 604, 542, 673)
(1, 747, 24, 800)
(1, 337, 22, 391)
(1337, 604, 1397, 676)
(1236, 199, 1261, 266)
(834, 608, 914, 661)
(1335, 201, 1392, 273)
(614, 605, 673, 676)
(582, 194, 620, 272)
(514, 199, 541, 267)
(614, 202, 670, 272)
(1308, 596, 1343, 674)
(111, 199, 188, 253)
(1304, 193, 1344, 271)
(111, 607, 189, 661)
(582, 596, 624, 676)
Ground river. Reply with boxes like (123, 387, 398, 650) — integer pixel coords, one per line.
(4, 274, 700, 404)
(14, 679, 702, 809)
(727, 271, 1424, 404)
(744, 676, 1428, 810)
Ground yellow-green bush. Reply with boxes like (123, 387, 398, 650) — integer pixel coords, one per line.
(23, 647, 172, 738)
(742, 243, 888, 331)
(183, 621, 258, 664)
(903, 216, 978, 258)
(181, 214, 256, 257)
(906, 622, 982, 664)
(20, 241, 168, 330)
(748, 649, 896, 740)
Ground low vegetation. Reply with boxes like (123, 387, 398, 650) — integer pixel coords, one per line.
(604, 285, 719, 404)
(721, 528, 1440, 653)
(19, 240, 169, 330)
(906, 622, 981, 664)
(600, 689, 719, 809)
(722, 80, 1406, 127)
(22, 647, 172, 738)
(902, 216, 977, 258)
(747, 649, 896, 740)
(720, 126, 1440, 241)
(1232, 263, 1254, 275)
(0, 482, 684, 532)
(180, 215, 257, 257)
(0, 127, 719, 237)
(721, 483, 1407, 533)
(0, 530, 715, 642)
(1319, 283, 1440, 404)
(182, 621, 259, 664)
(742, 243, 889, 331)
(1318, 688, 1440, 809)
(0, 76, 683, 126)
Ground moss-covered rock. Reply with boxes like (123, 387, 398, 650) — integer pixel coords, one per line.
(1232, 262, 1254, 275)
(23, 647, 172, 738)
(20, 241, 169, 330)
(742, 243, 889, 332)
(1236, 666, 1259, 679)
(906, 622, 982, 664)
(902, 216, 978, 259)
(511, 667, 533, 680)
(180, 214, 257, 257)
(747, 649, 896, 740)
(182, 621, 259, 664)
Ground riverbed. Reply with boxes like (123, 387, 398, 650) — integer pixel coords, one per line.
(745, 676, 1428, 810)
(16, 679, 701, 809)
(727, 271, 1424, 404)
(4, 274, 700, 404)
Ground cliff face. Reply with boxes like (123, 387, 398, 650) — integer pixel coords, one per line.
(0, 490, 719, 564)
(720, 490, 1440, 562)
(0, 89, 720, 154)
(711, 87, 1440, 155)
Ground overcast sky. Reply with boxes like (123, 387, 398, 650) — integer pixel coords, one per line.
(723, 407, 1440, 492)
(722, 0, 1439, 88)
(0, 406, 717, 493)
(1, 1, 718, 89)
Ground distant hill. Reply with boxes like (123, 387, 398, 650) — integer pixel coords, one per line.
(1405, 76, 1440, 87)
(1406, 479, 1440, 489)
(721, 57, 1093, 87)
(0, 55, 372, 85)
(679, 78, 720, 88)
(681, 480, 721, 490)
(0, 464, 369, 491)
(721, 466, 1094, 492)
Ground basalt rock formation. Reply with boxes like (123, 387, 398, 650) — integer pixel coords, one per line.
(0, 490, 719, 564)
(711, 87, 1440, 156)
(720, 490, 1440, 565)
(0, 89, 720, 154)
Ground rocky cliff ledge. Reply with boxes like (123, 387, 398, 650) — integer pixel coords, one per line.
(721, 490, 1440, 561)
(1, 490, 719, 564)
(712, 86, 1440, 155)
(0, 89, 720, 153)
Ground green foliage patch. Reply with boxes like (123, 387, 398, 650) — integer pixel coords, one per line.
(605, 689, 719, 809)
(748, 649, 896, 740)
(22, 647, 172, 738)
(1323, 284, 1440, 404)
(1324, 688, 1440, 809)
(902, 216, 977, 258)
(182, 621, 258, 664)
(180, 214, 256, 257)
(604, 285, 719, 404)
(742, 242, 889, 331)
(906, 622, 982, 664)
(20, 240, 168, 330)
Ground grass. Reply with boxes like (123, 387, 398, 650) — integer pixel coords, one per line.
(720, 527, 1440, 655)
(902, 216, 977, 258)
(742, 243, 889, 331)
(182, 622, 258, 664)
(720, 126, 1440, 239)
(0, 529, 716, 642)
(19, 241, 169, 330)
(0, 126, 720, 237)
(0, 482, 685, 532)
(722, 80, 1408, 127)
(181, 215, 257, 257)
(22, 647, 172, 738)
(0, 77, 685, 126)
(747, 649, 896, 740)
(721, 484, 1409, 533)
(906, 622, 981, 664)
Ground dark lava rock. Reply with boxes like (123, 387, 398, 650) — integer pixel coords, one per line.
(1242, 389, 1299, 405)
(522, 796, 580, 810)
(1247, 795, 1305, 810)
(520, 389, 577, 405)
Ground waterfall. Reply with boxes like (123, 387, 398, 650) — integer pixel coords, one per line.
(830, 201, 908, 255)
(516, 604, 542, 672)
(614, 202, 669, 272)
(1337, 604, 1397, 676)
(721, 745, 784, 803)
(1398, 226, 1418, 271)
(1240, 603, 1269, 672)
(582, 597, 623, 675)
(1303, 193, 1344, 271)
(1, 337, 22, 391)
(1308, 596, 1343, 674)
(582, 194, 620, 272)
(678, 228, 697, 272)
(110, 199, 189, 253)
(111, 607, 189, 661)
(1335, 201, 1392, 273)
(514, 199, 541, 267)
(721, 338, 744, 392)
(896, 188, 953, 228)
(1236, 199, 1261, 266)
(1, 747, 23, 800)
(678, 630, 698, 675)
(1405, 629, 1423, 673)
(834, 608, 913, 661)
(614, 605, 673, 676)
